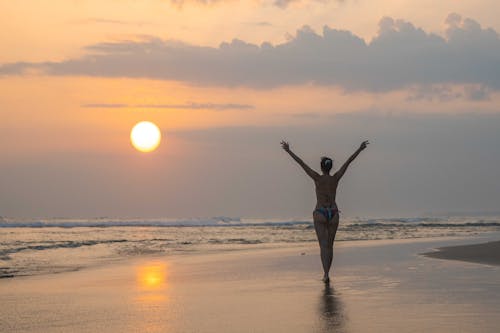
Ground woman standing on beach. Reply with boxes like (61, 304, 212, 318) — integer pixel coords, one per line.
(281, 140, 369, 282)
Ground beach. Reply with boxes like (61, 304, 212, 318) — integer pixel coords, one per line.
(1, 235, 500, 333)
(3, 1, 500, 332)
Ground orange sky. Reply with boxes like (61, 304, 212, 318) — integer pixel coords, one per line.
(1, 0, 500, 218)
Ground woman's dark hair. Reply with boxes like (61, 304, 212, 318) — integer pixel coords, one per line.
(321, 156, 333, 173)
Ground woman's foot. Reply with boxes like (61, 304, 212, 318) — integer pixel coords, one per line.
(322, 275, 330, 283)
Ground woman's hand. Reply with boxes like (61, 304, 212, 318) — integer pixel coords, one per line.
(280, 140, 290, 152)
(359, 140, 369, 151)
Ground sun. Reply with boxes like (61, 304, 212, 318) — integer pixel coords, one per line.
(130, 121, 161, 152)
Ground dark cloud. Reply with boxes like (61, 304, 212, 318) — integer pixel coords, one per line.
(406, 84, 492, 102)
(1, 14, 499, 92)
(0, 62, 34, 75)
(464, 84, 491, 101)
(81, 102, 254, 110)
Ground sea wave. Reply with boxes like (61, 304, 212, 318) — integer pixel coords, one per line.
(345, 222, 500, 228)
(0, 218, 310, 228)
(0, 239, 128, 257)
(2, 216, 500, 228)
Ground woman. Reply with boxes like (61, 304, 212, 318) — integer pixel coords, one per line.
(281, 140, 369, 283)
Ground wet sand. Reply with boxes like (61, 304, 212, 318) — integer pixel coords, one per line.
(422, 240, 500, 266)
(1, 237, 500, 332)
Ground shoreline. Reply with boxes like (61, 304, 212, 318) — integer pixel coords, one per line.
(2, 235, 497, 281)
(0, 235, 481, 281)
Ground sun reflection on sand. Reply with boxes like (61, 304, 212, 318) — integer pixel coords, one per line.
(136, 262, 168, 303)
(130, 262, 176, 332)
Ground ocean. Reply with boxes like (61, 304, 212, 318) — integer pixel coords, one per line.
(2, 215, 500, 278)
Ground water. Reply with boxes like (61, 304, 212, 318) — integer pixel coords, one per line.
(1, 215, 500, 278)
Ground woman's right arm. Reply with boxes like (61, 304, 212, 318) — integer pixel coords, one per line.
(281, 141, 320, 180)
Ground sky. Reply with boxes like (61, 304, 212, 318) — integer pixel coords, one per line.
(1, 0, 500, 219)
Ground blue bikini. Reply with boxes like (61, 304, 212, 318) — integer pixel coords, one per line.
(314, 206, 339, 221)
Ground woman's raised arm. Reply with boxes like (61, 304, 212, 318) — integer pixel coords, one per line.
(281, 140, 320, 180)
(334, 140, 369, 180)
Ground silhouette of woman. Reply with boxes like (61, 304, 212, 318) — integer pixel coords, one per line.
(281, 140, 369, 282)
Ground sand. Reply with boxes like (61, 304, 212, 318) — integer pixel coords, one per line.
(1, 237, 500, 332)
(422, 240, 500, 266)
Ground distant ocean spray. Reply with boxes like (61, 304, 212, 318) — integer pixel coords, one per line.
(1, 216, 500, 278)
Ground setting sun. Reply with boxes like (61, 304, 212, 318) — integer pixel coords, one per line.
(130, 121, 161, 152)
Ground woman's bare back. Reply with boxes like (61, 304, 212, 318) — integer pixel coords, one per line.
(314, 174, 339, 209)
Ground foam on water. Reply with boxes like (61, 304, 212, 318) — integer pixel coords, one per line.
(1, 215, 500, 278)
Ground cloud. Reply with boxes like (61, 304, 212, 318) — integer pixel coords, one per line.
(82, 103, 128, 108)
(81, 102, 254, 110)
(406, 83, 493, 102)
(0, 62, 34, 75)
(2, 14, 500, 93)
(245, 21, 273, 27)
(288, 112, 322, 118)
(272, 0, 343, 9)
(406, 85, 462, 102)
(169, 0, 222, 7)
(464, 84, 492, 101)
(71, 18, 153, 27)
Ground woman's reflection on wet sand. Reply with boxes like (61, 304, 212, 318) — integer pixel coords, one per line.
(318, 282, 346, 332)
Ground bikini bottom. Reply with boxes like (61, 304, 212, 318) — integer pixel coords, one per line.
(314, 206, 339, 221)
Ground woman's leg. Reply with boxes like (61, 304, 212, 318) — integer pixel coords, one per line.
(314, 212, 332, 280)
(314, 212, 340, 281)
(326, 213, 340, 275)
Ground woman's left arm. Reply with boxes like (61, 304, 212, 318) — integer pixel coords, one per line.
(334, 140, 369, 180)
